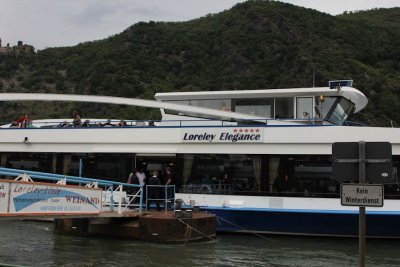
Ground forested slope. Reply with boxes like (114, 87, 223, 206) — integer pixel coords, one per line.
(0, 1, 399, 126)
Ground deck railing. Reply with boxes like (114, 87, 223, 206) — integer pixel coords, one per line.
(0, 117, 362, 129)
(145, 185, 176, 212)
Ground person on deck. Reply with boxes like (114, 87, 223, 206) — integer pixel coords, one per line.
(102, 119, 114, 127)
(26, 119, 34, 128)
(16, 114, 29, 128)
(135, 167, 146, 186)
(164, 168, 173, 186)
(147, 170, 161, 211)
(58, 121, 69, 127)
(164, 168, 174, 209)
(118, 120, 127, 127)
(82, 120, 91, 127)
(127, 170, 140, 198)
(72, 114, 82, 127)
(9, 121, 19, 128)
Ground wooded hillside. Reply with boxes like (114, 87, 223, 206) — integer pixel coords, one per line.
(0, 0, 399, 126)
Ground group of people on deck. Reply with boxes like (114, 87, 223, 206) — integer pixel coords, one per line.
(126, 167, 173, 211)
(9, 114, 34, 128)
(57, 112, 156, 128)
(10, 112, 156, 128)
(59, 113, 130, 128)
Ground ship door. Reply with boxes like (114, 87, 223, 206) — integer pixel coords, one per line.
(135, 154, 176, 183)
(295, 97, 314, 119)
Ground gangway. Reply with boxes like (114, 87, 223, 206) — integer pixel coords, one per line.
(0, 167, 149, 220)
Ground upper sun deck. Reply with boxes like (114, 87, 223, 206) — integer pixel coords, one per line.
(155, 86, 368, 113)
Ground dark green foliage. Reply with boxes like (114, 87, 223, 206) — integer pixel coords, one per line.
(0, 1, 399, 126)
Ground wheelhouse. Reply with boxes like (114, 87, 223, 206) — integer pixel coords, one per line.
(156, 83, 361, 125)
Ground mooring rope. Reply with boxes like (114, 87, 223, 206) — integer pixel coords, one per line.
(183, 223, 192, 244)
(177, 218, 216, 242)
(215, 215, 274, 241)
(174, 199, 273, 242)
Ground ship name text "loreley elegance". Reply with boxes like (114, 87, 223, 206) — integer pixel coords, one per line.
(181, 128, 263, 143)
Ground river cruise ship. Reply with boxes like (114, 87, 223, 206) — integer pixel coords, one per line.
(1, 80, 399, 237)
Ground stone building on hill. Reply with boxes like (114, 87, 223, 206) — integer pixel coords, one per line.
(0, 38, 35, 55)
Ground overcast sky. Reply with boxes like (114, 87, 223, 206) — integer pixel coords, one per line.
(0, 0, 399, 50)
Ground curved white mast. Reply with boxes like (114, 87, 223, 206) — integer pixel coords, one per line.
(0, 93, 266, 121)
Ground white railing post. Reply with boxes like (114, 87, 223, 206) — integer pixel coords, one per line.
(118, 185, 123, 214)
(139, 187, 143, 214)
(110, 186, 114, 212)
(164, 185, 167, 213)
(56, 178, 67, 185)
(14, 173, 33, 182)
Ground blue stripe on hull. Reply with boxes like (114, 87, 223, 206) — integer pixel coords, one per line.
(202, 208, 400, 238)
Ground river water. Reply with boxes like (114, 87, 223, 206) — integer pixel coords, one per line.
(1, 220, 400, 267)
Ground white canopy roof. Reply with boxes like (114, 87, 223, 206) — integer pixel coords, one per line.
(0, 93, 266, 121)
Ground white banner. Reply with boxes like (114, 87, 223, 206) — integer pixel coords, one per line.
(181, 127, 264, 143)
(8, 182, 102, 214)
(0, 182, 10, 213)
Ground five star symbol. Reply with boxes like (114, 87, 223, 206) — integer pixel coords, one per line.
(232, 128, 260, 133)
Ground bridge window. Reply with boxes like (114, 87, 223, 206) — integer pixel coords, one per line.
(164, 99, 232, 119)
(233, 98, 274, 118)
(165, 99, 231, 111)
(325, 97, 355, 125)
(275, 98, 294, 119)
(315, 96, 355, 125)
(189, 99, 232, 111)
(296, 97, 314, 119)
